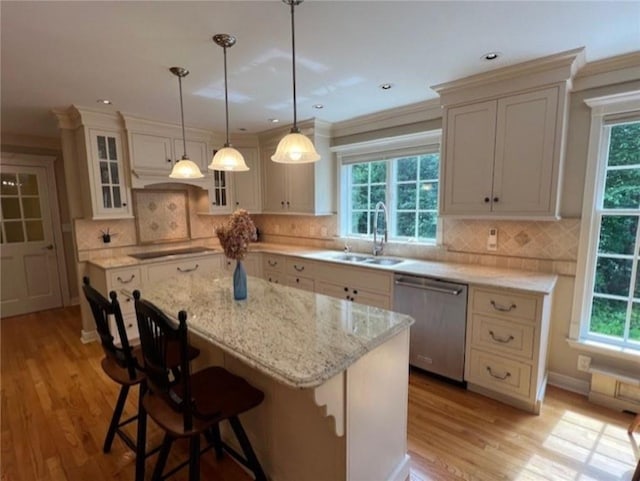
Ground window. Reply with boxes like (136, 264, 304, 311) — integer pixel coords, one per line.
(337, 131, 441, 244)
(573, 92, 640, 354)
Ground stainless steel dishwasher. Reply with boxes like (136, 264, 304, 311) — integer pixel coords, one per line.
(393, 274, 468, 382)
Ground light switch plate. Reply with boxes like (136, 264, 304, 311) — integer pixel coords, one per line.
(487, 228, 498, 251)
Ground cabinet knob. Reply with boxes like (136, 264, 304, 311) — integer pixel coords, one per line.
(235, 202, 239, 206)
(167, 158, 172, 163)
(493, 197, 499, 202)
(286, 201, 290, 207)
(344, 287, 348, 292)
(122, 202, 127, 206)
(484, 197, 490, 203)
(281, 201, 285, 206)
(353, 290, 358, 295)
(212, 202, 217, 206)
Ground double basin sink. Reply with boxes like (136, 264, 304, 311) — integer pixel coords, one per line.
(325, 253, 404, 266)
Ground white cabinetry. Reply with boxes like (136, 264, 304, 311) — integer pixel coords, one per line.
(259, 120, 334, 215)
(122, 114, 217, 188)
(262, 253, 286, 284)
(54, 107, 133, 220)
(433, 47, 584, 219)
(86, 264, 142, 345)
(283, 257, 317, 292)
(314, 262, 392, 309)
(464, 286, 552, 414)
(442, 88, 560, 217)
(221, 252, 261, 277)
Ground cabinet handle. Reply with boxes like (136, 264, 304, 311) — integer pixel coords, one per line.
(344, 287, 348, 292)
(235, 202, 240, 206)
(493, 197, 499, 202)
(353, 289, 358, 295)
(177, 264, 199, 273)
(489, 331, 515, 343)
(116, 274, 135, 284)
(294, 265, 304, 272)
(167, 158, 172, 163)
(486, 366, 511, 380)
(122, 202, 127, 207)
(286, 201, 290, 207)
(281, 201, 285, 206)
(345, 295, 350, 300)
(268, 260, 278, 267)
(484, 197, 490, 203)
(490, 300, 517, 312)
(212, 202, 218, 206)
(296, 278, 300, 283)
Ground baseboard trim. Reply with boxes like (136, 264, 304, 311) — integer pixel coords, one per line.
(547, 371, 590, 396)
(80, 329, 97, 344)
(387, 454, 411, 481)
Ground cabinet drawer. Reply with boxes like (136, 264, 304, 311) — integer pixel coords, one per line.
(109, 267, 142, 289)
(263, 254, 285, 273)
(147, 256, 219, 281)
(264, 270, 285, 284)
(315, 263, 392, 294)
(286, 275, 315, 292)
(467, 349, 532, 399)
(472, 288, 538, 323)
(284, 257, 317, 278)
(471, 315, 534, 360)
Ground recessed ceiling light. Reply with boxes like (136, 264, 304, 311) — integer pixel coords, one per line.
(97, 99, 112, 105)
(268, 118, 280, 123)
(380, 83, 392, 90)
(313, 104, 324, 109)
(482, 52, 500, 61)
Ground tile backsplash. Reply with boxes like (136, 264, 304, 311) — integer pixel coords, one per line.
(74, 188, 580, 276)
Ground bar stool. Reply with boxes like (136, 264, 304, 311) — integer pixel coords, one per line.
(133, 290, 267, 481)
(83, 277, 201, 456)
(82, 277, 145, 453)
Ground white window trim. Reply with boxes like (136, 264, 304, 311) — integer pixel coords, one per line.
(332, 130, 442, 245)
(569, 90, 640, 360)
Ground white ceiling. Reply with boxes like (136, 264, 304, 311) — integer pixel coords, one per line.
(2, 1, 639, 139)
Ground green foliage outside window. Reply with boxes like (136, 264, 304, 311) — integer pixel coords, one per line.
(589, 122, 640, 343)
(346, 153, 439, 242)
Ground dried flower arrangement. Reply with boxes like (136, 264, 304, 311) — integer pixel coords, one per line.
(215, 209, 257, 261)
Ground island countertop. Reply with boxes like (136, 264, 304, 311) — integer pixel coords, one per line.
(139, 274, 414, 389)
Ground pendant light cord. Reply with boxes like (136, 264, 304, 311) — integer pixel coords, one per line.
(177, 75, 187, 159)
(223, 44, 231, 147)
(290, 0, 299, 133)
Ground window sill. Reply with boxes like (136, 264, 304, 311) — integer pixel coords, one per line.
(566, 338, 640, 364)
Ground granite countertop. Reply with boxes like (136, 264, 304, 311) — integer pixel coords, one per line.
(87, 242, 558, 294)
(140, 274, 414, 388)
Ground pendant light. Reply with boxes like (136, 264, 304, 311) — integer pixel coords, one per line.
(169, 67, 204, 179)
(208, 34, 249, 172)
(271, 0, 320, 164)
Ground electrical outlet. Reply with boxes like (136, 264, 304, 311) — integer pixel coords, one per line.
(577, 355, 591, 372)
(487, 228, 498, 251)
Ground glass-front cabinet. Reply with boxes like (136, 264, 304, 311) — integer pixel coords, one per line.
(88, 129, 132, 219)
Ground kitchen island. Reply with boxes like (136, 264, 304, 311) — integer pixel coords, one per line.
(141, 274, 414, 481)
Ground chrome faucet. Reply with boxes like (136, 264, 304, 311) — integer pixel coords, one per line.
(372, 201, 388, 256)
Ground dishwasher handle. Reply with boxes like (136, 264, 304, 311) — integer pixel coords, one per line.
(394, 277, 463, 296)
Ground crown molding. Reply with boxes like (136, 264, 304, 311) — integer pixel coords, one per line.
(331, 99, 442, 138)
(573, 51, 640, 92)
(432, 47, 586, 106)
(53, 105, 124, 131)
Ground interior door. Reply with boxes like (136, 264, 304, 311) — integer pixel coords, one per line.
(1, 165, 62, 317)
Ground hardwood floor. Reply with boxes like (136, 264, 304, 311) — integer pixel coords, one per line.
(1, 306, 638, 481)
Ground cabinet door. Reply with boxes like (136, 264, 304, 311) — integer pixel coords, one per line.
(492, 87, 559, 214)
(232, 147, 261, 213)
(441, 100, 497, 215)
(262, 146, 289, 212)
(130, 132, 173, 174)
(287, 163, 315, 213)
(173, 138, 208, 172)
(89, 129, 132, 219)
(208, 170, 234, 214)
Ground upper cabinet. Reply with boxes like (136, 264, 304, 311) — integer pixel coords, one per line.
(54, 106, 133, 220)
(121, 114, 219, 189)
(433, 47, 585, 220)
(259, 119, 335, 215)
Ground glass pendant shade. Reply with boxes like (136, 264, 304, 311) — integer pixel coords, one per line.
(209, 146, 249, 171)
(271, 131, 320, 164)
(169, 157, 204, 178)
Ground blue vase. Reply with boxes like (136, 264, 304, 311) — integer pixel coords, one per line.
(233, 260, 247, 300)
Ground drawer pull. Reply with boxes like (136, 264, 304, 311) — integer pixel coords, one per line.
(116, 274, 135, 284)
(489, 331, 515, 343)
(490, 300, 517, 312)
(486, 366, 511, 380)
(293, 264, 305, 272)
(268, 260, 278, 267)
(177, 264, 199, 273)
